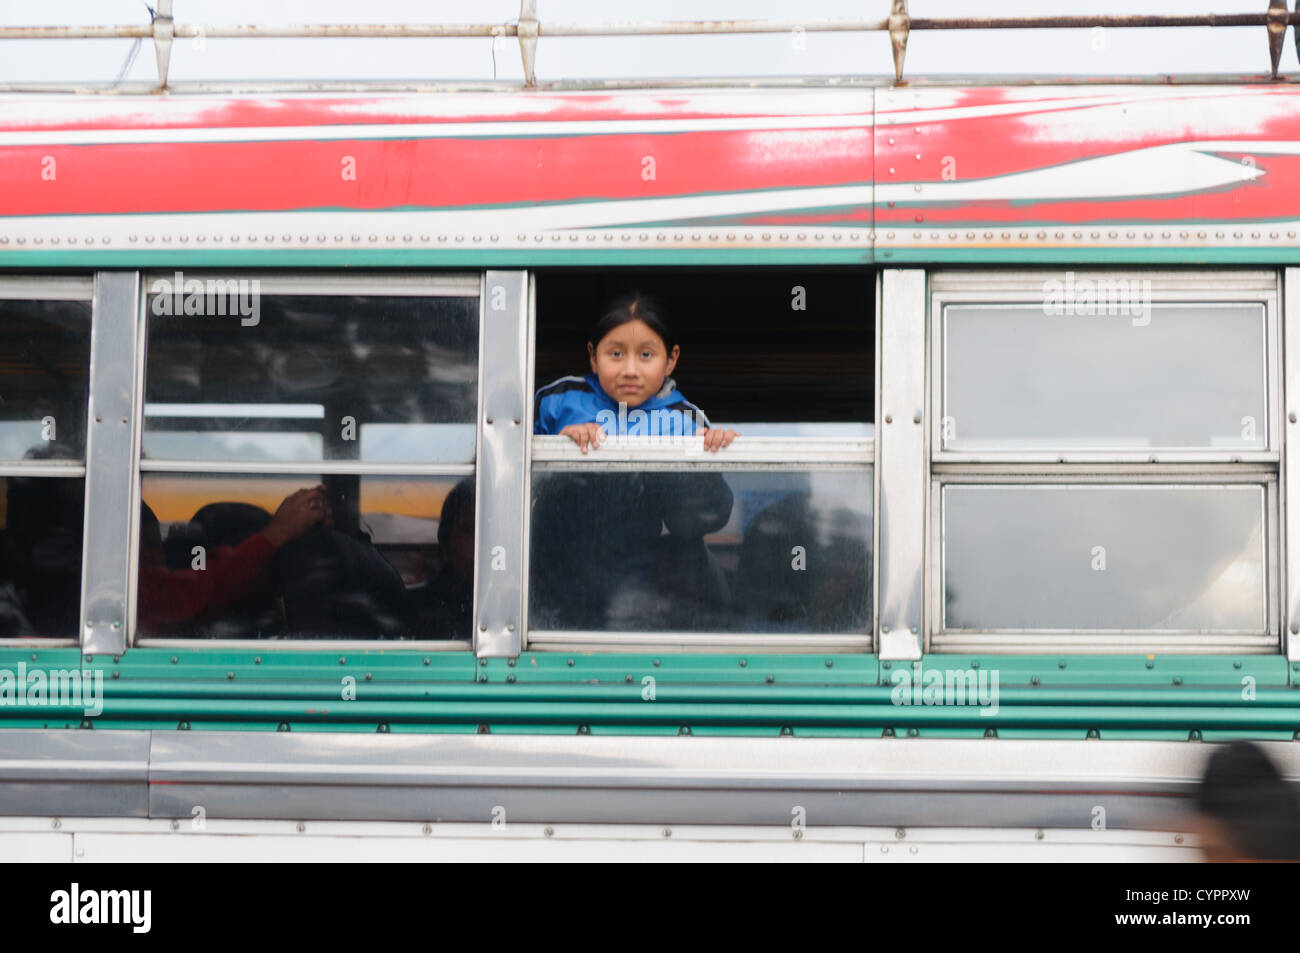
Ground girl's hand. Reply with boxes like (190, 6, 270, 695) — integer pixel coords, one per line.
(560, 422, 607, 454)
(699, 427, 739, 452)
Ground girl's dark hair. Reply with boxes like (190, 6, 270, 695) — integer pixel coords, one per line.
(589, 292, 676, 352)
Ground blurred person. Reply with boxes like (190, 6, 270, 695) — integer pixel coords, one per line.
(1193, 740, 1300, 862)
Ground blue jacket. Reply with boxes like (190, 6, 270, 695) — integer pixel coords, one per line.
(534, 373, 711, 436)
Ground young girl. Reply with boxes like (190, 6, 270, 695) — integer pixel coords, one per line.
(534, 293, 739, 452)
(530, 293, 737, 629)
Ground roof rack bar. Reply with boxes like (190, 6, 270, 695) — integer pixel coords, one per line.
(3, 3, 1299, 87)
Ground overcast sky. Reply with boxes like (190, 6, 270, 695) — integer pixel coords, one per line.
(2, 0, 1297, 84)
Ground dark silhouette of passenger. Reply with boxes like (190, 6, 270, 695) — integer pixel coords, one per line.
(422, 477, 475, 638)
(273, 519, 412, 639)
(733, 494, 871, 632)
(0, 445, 85, 638)
(138, 485, 332, 633)
(1193, 741, 1300, 862)
(529, 470, 733, 631)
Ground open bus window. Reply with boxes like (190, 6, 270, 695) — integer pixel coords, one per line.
(0, 296, 90, 639)
(941, 484, 1268, 633)
(530, 269, 873, 641)
(138, 473, 473, 641)
(939, 303, 1269, 453)
(529, 469, 871, 634)
(534, 269, 874, 438)
(143, 283, 478, 464)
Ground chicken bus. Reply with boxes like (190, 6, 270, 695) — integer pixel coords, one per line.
(0, 7, 1298, 861)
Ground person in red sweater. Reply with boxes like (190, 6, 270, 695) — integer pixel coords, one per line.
(138, 485, 332, 631)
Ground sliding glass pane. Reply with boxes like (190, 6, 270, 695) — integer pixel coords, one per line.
(0, 299, 91, 463)
(144, 287, 478, 463)
(941, 302, 1267, 452)
(138, 472, 472, 640)
(529, 468, 872, 633)
(942, 484, 1267, 632)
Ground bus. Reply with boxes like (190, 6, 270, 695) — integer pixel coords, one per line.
(0, 7, 1298, 862)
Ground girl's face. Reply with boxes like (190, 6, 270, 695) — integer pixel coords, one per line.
(588, 319, 680, 408)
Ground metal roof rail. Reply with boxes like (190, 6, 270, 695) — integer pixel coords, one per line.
(2, 0, 1299, 89)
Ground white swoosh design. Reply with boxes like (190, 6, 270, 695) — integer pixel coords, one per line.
(878, 141, 1286, 204)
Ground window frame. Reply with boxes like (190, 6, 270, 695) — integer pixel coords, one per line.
(0, 276, 94, 646)
(521, 271, 879, 654)
(130, 270, 482, 650)
(926, 269, 1283, 655)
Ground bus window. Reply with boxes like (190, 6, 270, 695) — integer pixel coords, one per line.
(534, 269, 874, 438)
(144, 281, 478, 464)
(0, 296, 90, 639)
(942, 484, 1267, 632)
(137, 274, 478, 643)
(929, 271, 1279, 652)
(138, 473, 472, 640)
(940, 303, 1268, 453)
(529, 269, 873, 643)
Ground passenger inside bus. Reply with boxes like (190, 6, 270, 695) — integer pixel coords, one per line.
(137, 485, 333, 634)
(421, 476, 474, 636)
(138, 477, 475, 640)
(530, 271, 874, 635)
(0, 446, 85, 638)
(531, 294, 738, 629)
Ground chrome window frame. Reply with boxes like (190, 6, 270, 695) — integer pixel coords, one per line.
(928, 269, 1284, 656)
(133, 270, 482, 651)
(1284, 267, 1300, 662)
(0, 275, 94, 647)
(521, 270, 879, 655)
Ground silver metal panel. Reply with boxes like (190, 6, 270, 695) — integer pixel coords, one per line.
(475, 271, 527, 657)
(877, 270, 926, 660)
(0, 730, 149, 817)
(81, 271, 141, 656)
(0, 464, 86, 478)
(30, 818, 1192, 864)
(135, 638, 471, 651)
(525, 632, 873, 653)
(531, 435, 872, 466)
(137, 460, 474, 476)
(143, 732, 1270, 829)
(1286, 267, 1300, 661)
(141, 272, 480, 298)
(0, 276, 94, 300)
